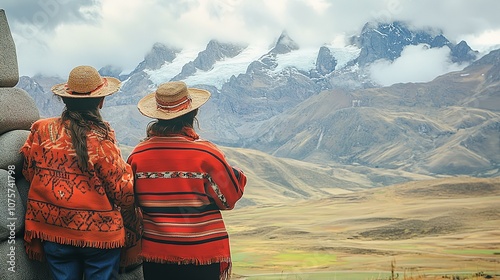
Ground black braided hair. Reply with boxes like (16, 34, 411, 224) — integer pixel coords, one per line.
(61, 97, 109, 171)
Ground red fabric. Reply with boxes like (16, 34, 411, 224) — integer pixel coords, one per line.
(20, 118, 140, 261)
(127, 128, 246, 273)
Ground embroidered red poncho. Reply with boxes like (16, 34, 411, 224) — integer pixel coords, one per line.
(20, 118, 139, 261)
(127, 128, 246, 277)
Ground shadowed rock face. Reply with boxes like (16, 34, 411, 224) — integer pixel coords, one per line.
(316, 46, 337, 76)
(269, 31, 300, 55)
(0, 9, 143, 280)
(0, 10, 18, 87)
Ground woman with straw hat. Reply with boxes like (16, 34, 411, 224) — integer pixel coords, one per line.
(20, 65, 141, 280)
(127, 81, 247, 280)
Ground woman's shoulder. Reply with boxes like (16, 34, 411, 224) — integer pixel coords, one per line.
(194, 138, 222, 150)
(127, 136, 183, 158)
(29, 117, 62, 133)
(129, 136, 221, 152)
(179, 137, 226, 157)
(31, 117, 60, 127)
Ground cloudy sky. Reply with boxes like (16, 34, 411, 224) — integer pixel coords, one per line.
(3, 0, 500, 82)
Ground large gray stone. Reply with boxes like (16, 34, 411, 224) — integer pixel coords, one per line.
(0, 130, 29, 173)
(0, 88, 40, 134)
(15, 177, 29, 212)
(0, 237, 52, 280)
(0, 169, 25, 242)
(0, 9, 19, 88)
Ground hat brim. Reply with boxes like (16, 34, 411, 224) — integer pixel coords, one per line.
(51, 77, 121, 98)
(137, 88, 211, 120)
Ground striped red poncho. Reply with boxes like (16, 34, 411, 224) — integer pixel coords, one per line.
(127, 127, 246, 278)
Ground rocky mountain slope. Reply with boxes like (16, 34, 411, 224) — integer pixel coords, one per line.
(351, 21, 478, 66)
(249, 49, 500, 176)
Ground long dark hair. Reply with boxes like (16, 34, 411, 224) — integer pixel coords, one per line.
(61, 97, 109, 171)
(146, 109, 198, 137)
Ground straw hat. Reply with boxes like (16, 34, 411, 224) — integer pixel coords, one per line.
(51, 65, 121, 98)
(138, 81, 211, 120)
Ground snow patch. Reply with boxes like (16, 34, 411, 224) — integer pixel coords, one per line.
(147, 43, 361, 88)
(373, 29, 388, 37)
(147, 44, 271, 88)
(185, 44, 270, 88)
(273, 44, 361, 74)
(146, 48, 203, 85)
(273, 48, 317, 73)
(316, 129, 324, 150)
(327, 45, 361, 69)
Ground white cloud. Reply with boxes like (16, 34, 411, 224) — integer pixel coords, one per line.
(4, 0, 500, 77)
(463, 29, 500, 53)
(369, 44, 465, 86)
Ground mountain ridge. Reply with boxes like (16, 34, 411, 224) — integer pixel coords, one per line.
(351, 21, 477, 66)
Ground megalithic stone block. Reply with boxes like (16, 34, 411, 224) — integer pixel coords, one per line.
(15, 177, 30, 211)
(0, 9, 19, 87)
(0, 88, 40, 134)
(0, 130, 30, 174)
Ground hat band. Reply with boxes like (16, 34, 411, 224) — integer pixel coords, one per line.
(66, 78, 108, 95)
(156, 95, 192, 112)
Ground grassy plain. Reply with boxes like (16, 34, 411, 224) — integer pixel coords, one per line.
(223, 177, 500, 279)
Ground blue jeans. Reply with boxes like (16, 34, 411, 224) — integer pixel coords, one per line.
(43, 241, 121, 280)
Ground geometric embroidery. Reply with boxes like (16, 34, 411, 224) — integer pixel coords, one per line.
(135, 171, 230, 208)
(25, 200, 123, 232)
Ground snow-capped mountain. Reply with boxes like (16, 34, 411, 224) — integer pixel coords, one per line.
(19, 21, 496, 177)
(351, 21, 478, 66)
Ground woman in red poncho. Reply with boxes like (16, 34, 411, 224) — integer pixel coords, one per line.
(127, 81, 247, 280)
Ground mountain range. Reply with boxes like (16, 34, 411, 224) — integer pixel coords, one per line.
(17, 21, 499, 188)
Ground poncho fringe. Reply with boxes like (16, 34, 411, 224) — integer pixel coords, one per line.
(141, 254, 231, 265)
(25, 230, 125, 262)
